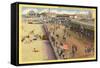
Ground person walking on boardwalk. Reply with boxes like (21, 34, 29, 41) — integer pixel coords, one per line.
(71, 45, 77, 57)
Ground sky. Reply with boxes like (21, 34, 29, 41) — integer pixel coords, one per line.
(22, 7, 91, 15)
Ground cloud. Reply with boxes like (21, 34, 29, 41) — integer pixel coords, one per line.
(22, 7, 90, 15)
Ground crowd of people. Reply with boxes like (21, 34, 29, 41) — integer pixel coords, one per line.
(69, 21, 94, 41)
(22, 13, 94, 59)
(43, 18, 94, 59)
(44, 22, 78, 59)
(21, 31, 48, 44)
